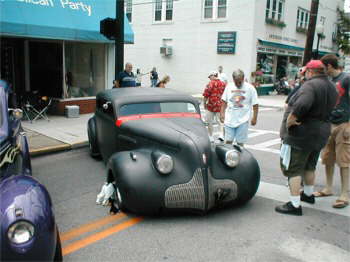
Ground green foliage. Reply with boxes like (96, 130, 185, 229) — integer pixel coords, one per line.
(265, 18, 286, 28)
(296, 27, 308, 34)
(337, 8, 350, 54)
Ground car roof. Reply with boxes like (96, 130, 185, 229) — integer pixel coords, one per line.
(97, 88, 199, 107)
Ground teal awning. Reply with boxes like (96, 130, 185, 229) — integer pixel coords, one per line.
(0, 0, 134, 43)
(258, 39, 337, 56)
(258, 39, 304, 51)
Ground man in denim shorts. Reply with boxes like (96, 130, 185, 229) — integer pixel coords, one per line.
(276, 60, 338, 216)
(220, 69, 258, 146)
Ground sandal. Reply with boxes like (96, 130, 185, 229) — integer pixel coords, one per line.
(332, 199, 349, 209)
(313, 191, 333, 197)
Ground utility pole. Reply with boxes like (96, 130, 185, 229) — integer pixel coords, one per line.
(115, 0, 124, 79)
(303, 0, 319, 65)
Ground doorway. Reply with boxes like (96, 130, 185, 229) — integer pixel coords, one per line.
(29, 41, 63, 98)
(276, 55, 288, 80)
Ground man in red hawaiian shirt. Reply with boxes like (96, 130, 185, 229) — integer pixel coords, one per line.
(203, 71, 226, 141)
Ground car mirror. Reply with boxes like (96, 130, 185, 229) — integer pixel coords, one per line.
(8, 108, 23, 120)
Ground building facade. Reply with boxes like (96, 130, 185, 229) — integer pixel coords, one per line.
(125, 0, 342, 94)
(0, 0, 133, 114)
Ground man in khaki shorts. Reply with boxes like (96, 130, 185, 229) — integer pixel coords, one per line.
(203, 71, 226, 142)
(316, 55, 350, 209)
(275, 60, 337, 216)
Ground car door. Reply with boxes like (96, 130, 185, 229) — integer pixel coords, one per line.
(95, 98, 118, 162)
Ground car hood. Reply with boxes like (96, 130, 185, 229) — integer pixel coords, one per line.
(121, 117, 211, 158)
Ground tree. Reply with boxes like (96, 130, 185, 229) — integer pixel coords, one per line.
(337, 8, 350, 55)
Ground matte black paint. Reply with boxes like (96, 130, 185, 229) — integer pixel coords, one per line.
(89, 88, 260, 215)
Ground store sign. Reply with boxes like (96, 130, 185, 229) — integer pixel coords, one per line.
(217, 32, 236, 54)
(17, 0, 92, 16)
(268, 34, 298, 44)
(257, 46, 303, 57)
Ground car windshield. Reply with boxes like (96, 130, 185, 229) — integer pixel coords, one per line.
(119, 102, 197, 116)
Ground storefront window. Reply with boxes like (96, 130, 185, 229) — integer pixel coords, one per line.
(256, 53, 274, 84)
(64, 42, 105, 98)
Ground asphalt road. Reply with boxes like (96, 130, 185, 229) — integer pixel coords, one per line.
(32, 108, 350, 262)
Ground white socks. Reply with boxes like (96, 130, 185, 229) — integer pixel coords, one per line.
(303, 185, 314, 196)
(290, 195, 301, 208)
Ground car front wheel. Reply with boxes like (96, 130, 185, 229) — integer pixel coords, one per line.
(87, 117, 101, 158)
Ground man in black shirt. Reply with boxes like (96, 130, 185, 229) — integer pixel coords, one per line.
(276, 60, 338, 216)
(317, 54, 350, 209)
(150, 67, 158, 87)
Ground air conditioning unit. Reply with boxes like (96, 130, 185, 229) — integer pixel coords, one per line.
(160, 46, 173, 56)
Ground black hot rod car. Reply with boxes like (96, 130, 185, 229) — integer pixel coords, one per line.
(88, 88, 260, 215)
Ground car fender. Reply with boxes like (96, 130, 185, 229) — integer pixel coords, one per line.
(107, 149, 165, 214)
(210, 146, 260, 205)
(0, 175, 57, 260)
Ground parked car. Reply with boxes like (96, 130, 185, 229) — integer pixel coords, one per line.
(88, 88, 260, 215)
(0, 80, 62, 261)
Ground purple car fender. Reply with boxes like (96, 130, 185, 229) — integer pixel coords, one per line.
(0, 175, 57, 260)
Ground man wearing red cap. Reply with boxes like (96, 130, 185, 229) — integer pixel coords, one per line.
(276, 60, 338, 216)
(317, 54, 350, 208)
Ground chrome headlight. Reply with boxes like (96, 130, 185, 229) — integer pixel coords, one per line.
(8, 221, 35, 244)
(152, 151, 174, 174)
(225, 150, 240, 167)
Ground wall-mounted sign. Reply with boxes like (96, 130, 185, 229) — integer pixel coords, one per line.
(217, 31, 236, 54)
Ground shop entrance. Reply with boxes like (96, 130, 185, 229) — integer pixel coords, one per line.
(276, 55, 288, 80)
(0, 38, 25, 97)
(29, 41, 63, 98)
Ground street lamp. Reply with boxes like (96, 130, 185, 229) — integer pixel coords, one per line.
(315, 24, 325, 59)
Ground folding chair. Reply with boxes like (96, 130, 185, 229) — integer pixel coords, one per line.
(21, 93, 52, 123)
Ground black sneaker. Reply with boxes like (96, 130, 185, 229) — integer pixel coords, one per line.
(275, 201, 302, 216)
(300, 191, 315, 204)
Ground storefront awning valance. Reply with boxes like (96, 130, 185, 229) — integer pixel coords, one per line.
(258, 39, 304, 52)
(258, 39, 337, 57)
(0, 0, 134, 43)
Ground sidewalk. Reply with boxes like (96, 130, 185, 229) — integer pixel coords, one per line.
(23, 113, 92, 156)
(23, 94, 286, 156)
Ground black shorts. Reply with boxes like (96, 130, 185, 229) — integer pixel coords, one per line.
(280, 147, 320, 177)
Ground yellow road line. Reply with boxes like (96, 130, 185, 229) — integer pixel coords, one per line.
(61, 213, 126, 242)
(62, 217, 143, 256)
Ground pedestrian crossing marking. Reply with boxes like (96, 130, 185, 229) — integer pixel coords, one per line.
(251, 138, 281, 148)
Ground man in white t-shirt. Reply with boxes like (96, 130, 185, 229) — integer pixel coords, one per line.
(218, 65, 228, 84)
(220, 69, 259, 146)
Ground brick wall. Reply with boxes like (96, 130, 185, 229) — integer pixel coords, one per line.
(51, 99, 96, 115)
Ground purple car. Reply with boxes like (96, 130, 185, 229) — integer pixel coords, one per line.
(0, 80, 62, 261)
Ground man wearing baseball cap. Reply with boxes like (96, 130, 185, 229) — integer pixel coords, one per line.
(276, 60, 338, 216)
(203, 70, 226, 141)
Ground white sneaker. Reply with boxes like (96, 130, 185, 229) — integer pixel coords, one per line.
(102, 183, 115, 206)
(96, 183, 107, 205)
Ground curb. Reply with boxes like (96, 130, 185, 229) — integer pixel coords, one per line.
(30, 141, 89, 157)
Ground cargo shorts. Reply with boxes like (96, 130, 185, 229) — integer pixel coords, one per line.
(280, 147, 320, 177)
(321, 122, 350, 168)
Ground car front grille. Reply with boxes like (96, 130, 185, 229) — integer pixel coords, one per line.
(164, 168, 238, 211)
(164, 168, 206, 210)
